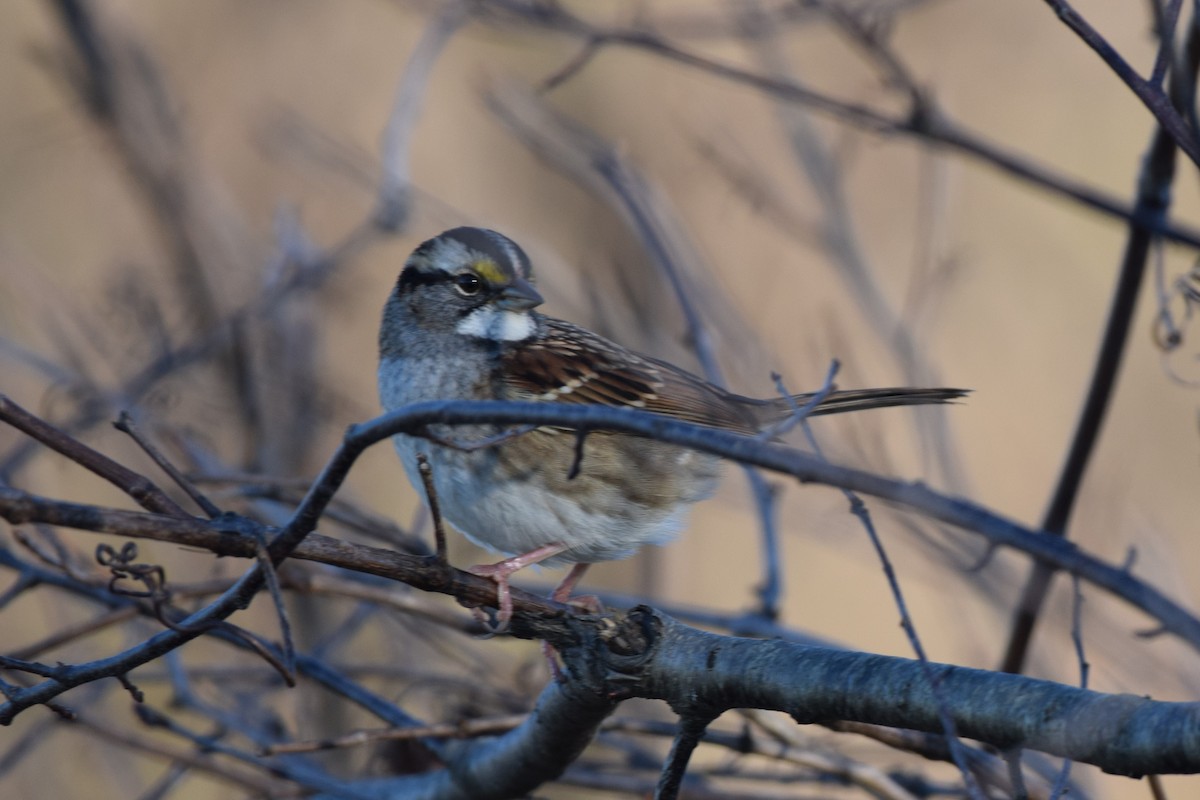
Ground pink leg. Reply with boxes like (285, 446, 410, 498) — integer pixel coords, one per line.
(468, 542, 570, 632)
(544, 562, 599, 682)
(551, 563, 601, 613)
(551, 562, 590, 602)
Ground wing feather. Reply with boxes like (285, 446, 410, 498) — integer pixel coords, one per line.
(500, 317, 967, 434)
(501, 318, 761, 434)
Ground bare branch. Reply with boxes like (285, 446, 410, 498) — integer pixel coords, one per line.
(0, 395, 186, 518)
(1000, 0, 1200, 676)
(1044, 0, 1200, 166)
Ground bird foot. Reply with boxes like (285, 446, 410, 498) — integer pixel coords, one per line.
(467, 542, 570, 633)
(467, 562, 517, 633)
(563, 593, 603, 615)
(539, 562, 603, 681)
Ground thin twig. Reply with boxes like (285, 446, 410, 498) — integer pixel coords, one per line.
(264, 713, 528, 755)
(540, 35, 602, 91)
(656, 712, 717, 800)
(1043, 0, 1200, 166)
(762, 363, 838, 440)
(114, 411, 220, 518)
(1151, 0, 1185, 86)
(416, 452, 448, 564)
(1048, 574, 1090, 798)
(375, 1, 466, 230)
(248, 530, 296, 685)
(133, 704, 376, 799)
(1004, 750, 1030, 800)
(0, 395, 187, 518)
(740, 711, 920, 800)
(67, 708, 297, 797)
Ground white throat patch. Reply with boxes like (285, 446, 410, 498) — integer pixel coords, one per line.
(456, 307, 535, 342)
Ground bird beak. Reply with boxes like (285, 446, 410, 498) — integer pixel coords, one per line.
(495, 278, 543, 311)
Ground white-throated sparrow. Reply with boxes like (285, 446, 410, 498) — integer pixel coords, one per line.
(378, 227, 964, 625)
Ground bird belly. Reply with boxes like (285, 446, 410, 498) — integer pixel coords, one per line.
(379, 355, 724, 566)
(390, 430, 722, 567)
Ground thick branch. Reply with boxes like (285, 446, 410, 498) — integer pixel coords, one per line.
(2, 393, 1200, 734)
(317, 608, 1200, 799)
(6, 399, 1200, 790)
(638, 611, 1200, 778)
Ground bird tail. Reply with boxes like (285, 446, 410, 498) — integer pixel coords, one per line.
(777, 386, 968, 418)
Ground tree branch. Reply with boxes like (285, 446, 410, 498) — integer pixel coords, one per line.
(5, 397, 1200, 726)
(314, 607, 1200, 798)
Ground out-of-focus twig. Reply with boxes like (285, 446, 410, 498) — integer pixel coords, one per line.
(787, 369, 982, 798)
(825, 719, 1062, 799)
(488, 0, 1200, 248)
(67, 708, 298, 797)
(1043, 0, 1200, 167)
(999, 1, 1200, 676)
(376, 1, 466, 230)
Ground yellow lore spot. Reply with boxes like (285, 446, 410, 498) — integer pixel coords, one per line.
(471, 259, 507, 285)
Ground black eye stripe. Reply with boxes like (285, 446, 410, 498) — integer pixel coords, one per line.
(396, 266, 446, 292)
(397, 266, 499, 294)
(397, 266, 510, 305)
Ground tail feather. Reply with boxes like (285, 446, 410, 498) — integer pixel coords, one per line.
(783, 386, 968, 418)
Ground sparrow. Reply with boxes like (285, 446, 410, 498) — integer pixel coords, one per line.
(378, 227, 964, 626)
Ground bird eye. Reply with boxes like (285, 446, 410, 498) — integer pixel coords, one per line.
(453, 273, 483, 296)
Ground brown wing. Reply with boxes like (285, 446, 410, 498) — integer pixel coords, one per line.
(500, 318, 762, 434)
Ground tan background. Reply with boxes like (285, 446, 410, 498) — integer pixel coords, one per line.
(2, 1, 1198, 797)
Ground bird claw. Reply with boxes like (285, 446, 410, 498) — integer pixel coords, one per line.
(467, 562, 516, 634)
(465, 542, 571, 633)
(564, 593, 603, 615)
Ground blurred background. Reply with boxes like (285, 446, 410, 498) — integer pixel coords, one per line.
(2, 1, 1199, 797)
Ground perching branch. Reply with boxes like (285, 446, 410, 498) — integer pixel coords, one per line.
(314, 607, 1200, 799)
(5, 396, 1200, 737)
